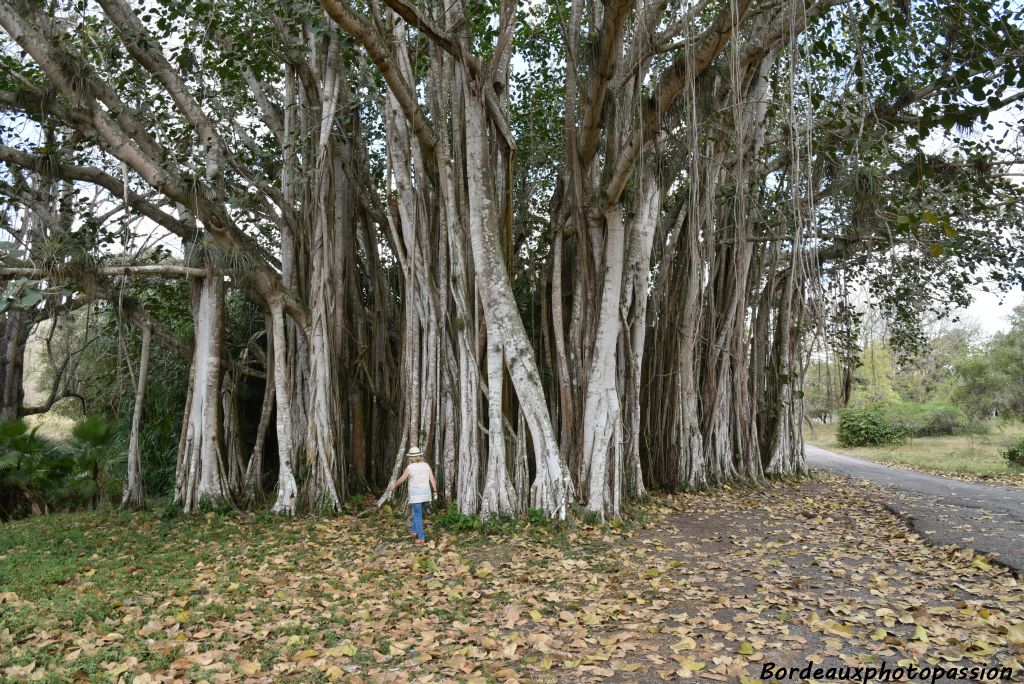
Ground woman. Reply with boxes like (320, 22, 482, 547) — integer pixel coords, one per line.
(392, 446, 437, 544)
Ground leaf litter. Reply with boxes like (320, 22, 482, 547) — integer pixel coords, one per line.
(0, 473, 1021, 682)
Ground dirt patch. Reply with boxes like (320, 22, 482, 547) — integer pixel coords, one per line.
(598, 475, 1024, 683)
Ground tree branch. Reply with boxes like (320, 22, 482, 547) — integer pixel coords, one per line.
(321, 0, 438, 158)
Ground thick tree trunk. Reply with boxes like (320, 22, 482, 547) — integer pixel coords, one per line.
(175, 275, 230, 512)
(479, 337, 517, 517)
(270, 298, 300, 515)
(454, 335, 481, 515)
(304, 232, 345, 512)
(581, 205, 626, 519)
(121, 322, 151, 510)
(764, 272, 806, 477)
(620, 179, 659, 500)
(464, 92, 571, 518)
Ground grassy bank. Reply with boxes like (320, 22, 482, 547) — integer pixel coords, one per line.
(806, 420, 1024, 485)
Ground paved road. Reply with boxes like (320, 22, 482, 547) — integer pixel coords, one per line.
(806, 444, 1024, 573)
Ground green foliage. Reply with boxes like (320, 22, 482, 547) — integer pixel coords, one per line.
(0, 420, 73, 519)
(836, 405, 909, 447)
(894, 324, 979, 404)
(433, 502, 561, 536)
(850, 343, 899, 406)
(884, 402, 985, 438)
(1003, 440, 1024, 468)
(952, 305, 1024, 418)
(433, 502, 483, 532)
(0, 416, 124, 519)
(838, 401, 984, 447)
(66, 416, 120, 508)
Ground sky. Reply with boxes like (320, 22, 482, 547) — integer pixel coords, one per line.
(959, 287, 1024, 335)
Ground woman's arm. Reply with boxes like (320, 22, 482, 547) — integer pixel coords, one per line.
(429, 468, 438, 492)
(394, 466, 411, 487)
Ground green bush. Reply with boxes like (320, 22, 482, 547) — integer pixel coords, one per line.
(1004, 440, 1024, 468)
(0, 417, 122, 519)
(838, 401, 985, 447)
(837, 405, 909, 446)
(885, 401, 984, 438)
(0, 420, 75, 519)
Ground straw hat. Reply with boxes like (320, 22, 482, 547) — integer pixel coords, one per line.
(407, 446, 424, 461)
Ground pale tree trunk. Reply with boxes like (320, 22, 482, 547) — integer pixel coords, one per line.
(454, 334, 481, 515)
(479, 336, 517, 517)
(620, 178, 659, 499)
(550, 230, 576, 461)
(464, 92, 572, 518)
(513, 411, 529, 511)
(701, 57, 766, 483)
(702, 241, 744, 484)
(435, 56, 482, 515)
(303, 202, 346, 512)
(278, 67, 312, 487)
(175, 275, 230, 512)
(375, 18, 453, 508)
(302, 46, 347, 514)
(581, 205, 626, 519)
(675, 144, 716, 489)
(270, 298, 299, 515)
(121, 322, 151, 510)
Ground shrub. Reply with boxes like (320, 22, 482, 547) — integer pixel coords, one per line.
(433, 502, 483, 532)
(836, 405, 908, 447)
(0, 420, 74, 519)
(838, 401, 986, 447)
(1004, 440, 1024, 468)
(885, 401, 983, 438)
(67, 416, 120, 509)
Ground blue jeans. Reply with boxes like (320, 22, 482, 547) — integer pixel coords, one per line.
(411, 502, 425, 541)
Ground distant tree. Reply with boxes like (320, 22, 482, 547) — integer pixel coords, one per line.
(803, 358, 845, 424)
(954, 306, 1024, 418)
(894, 322, 983, 404)
(851, 342, 899, 407)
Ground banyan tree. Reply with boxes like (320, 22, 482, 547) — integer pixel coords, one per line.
(0, 0, 1021, 516)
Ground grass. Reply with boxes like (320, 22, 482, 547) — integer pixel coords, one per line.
(806, 419, 1024, 485)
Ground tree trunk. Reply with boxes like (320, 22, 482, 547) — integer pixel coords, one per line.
(0, 309, 29, 423)
(620, 179, 659, 500)
(222, 368, 246, 497)
(175, 275, 230, 512)
(479, 336, 517, 517)
(581, 204, 627, 519)
(270, 298, 300, 515)
(463, 91, 572, 518)
(303, 229, 346, 512)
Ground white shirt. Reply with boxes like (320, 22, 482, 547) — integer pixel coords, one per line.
(407, 462, 432, 504)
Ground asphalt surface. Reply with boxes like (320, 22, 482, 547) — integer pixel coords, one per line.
(806, 444, 1024, 573)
